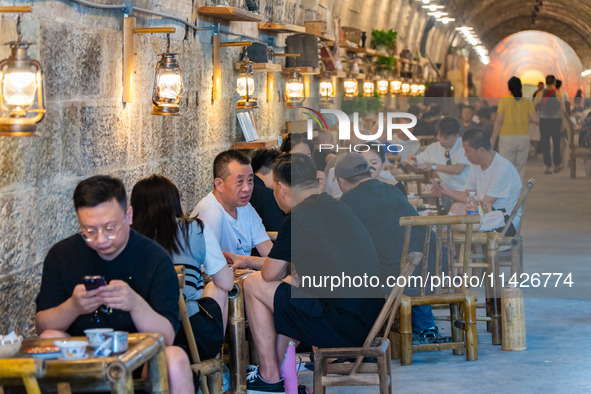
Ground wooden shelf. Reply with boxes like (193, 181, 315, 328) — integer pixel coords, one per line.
(258, 22, 306, 34)
(283, 66, 320, 75)
(353, 73, 366, 79)
(233, 139, 277, 150)
(347, 47, 368, 54)
(329, 71, 347, 78)
(198, 6, 264, 22)
(236, 62, 282, 72)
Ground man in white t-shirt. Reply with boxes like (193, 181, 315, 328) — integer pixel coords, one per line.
(432, 128, 522, 235)
(407, 117, 470, 192)
(191, 150, 272, 268)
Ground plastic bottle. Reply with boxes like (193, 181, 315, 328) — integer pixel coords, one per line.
(281, 341, 298, 394)
(465, 192, 479, 215)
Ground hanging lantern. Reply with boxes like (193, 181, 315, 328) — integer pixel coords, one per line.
(319, 76, 334, 103)
(343, 77, 358, 98)
(363, 80, 374, 97)
(410, 83, 420, 96)
(418, 83, 426, 95)
(151, 53, 183, 116)
(390, 79, 402, 95)
(285, 70, 304, 108)
(401, 81, 410, 95)
(0, 41, 45, 136)
(377, 78, 389, 97)
(236, 57, 257, 109)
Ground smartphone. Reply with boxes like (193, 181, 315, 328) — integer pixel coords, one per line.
(83, 275, 107, 291)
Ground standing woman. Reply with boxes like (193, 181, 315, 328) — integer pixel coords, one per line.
(491, 76, 539, 179)
(131, 174, 234, 360)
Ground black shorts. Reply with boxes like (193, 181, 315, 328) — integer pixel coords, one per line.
(273, 282, 355, 348)
(174, 297, 224, 360)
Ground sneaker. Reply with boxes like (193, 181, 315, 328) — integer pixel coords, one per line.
(420, 325, 440, 338)
(246, 366, 285, 393)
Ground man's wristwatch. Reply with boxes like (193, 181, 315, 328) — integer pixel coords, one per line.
(432, 163, 437, 171)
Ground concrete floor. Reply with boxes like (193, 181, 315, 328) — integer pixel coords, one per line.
(296, 155, 591, 393)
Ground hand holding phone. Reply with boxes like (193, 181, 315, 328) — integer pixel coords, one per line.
(83, 275, 107, 291)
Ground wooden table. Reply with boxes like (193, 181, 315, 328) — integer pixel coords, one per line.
(0, 333, 168, 393)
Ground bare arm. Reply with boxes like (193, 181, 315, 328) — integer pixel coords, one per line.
(417, 162, 467, 175)
(255, 239, 273, 258)
(36, 285, 102, 334)
(223, 251, 265, 270)
(261, 257, 289, 282)
(529, 112, 539, 125)
(491, 112, 504, 146)
(211, 265, 234, 292)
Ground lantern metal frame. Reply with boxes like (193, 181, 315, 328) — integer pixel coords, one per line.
(151, 52, 184, 116)
(0, 14, 45, 136)
(236, 54, 258, 110)
(285, 69, 305, 108)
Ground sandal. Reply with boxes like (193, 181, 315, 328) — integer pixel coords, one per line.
(554, 165, 563, 173)
(544, 169, 553, 174)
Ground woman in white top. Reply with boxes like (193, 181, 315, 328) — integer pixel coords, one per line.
(131, 174, 233, 360)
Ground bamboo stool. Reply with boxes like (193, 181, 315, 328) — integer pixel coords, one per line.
(175, 266, 223, 394)
(394, 214, 480, 365)
(0, 359, 45, 394)
(313, 252, 422, 394)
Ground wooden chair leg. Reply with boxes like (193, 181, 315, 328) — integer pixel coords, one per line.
(388, 331, 400, 360)
(399, 296, 413, 366)
(377, 353, 389, 394)
(21, 377, 41, 394)
(386, 342, 392, 393)
(464, 293, 478, 361)
(511, 236, 523, 276)
(207, 371, 223, 394)
(313, 353, 326, 394)
(450, 302, 464, 355)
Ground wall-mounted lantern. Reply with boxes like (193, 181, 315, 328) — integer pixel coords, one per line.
(410, 83, 420, 96)
(418, 83, 426, 95)
(401, 81, 410, 95)
(390, 79, 402, 95)
(363, 80, 374, 97)
(319, 75, 334, 103)
(285, 69, 304, 108)
(151, 53, 183, 116)
(343, 77, 358, 98)
(236, 55, 257, 109)
(377, 78, 389, 97)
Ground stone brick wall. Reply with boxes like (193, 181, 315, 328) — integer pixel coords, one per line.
(0, 0, 454, 337)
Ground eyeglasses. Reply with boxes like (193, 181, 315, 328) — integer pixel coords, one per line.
(445, 151, 452, 165)
(79, 219, 126, 242)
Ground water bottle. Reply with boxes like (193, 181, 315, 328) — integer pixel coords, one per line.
(281, 341, 298, 394)
(465, 192, 479, 215)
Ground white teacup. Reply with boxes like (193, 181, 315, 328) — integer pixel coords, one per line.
(84, 328, 114, 348)
(54, 340, 88, 360)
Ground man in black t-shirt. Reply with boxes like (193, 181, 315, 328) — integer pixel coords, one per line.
(249, 147, 284, 231)
(35, 175, 193, 394)
(335, 153, 443, 339)
(225, 154, 383, 393)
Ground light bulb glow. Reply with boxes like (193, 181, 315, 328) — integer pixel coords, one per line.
(377, 79, 389, 96)
(319, 80, 334, 97)
(3, 70, 36, 107)
(402, 83, 410, 94)
(157, 70, 182, 100)
(363, 81, 374, 96)
(410, 84, 419, 96)
(390, 80, 402, 93)
(237, 76, 255, 97)
(344, 78, 358, 97)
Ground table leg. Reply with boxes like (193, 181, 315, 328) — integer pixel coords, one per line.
(486, 232, 502, 345)
(147, 345, 170, 394)
(228, 281, 247, 394)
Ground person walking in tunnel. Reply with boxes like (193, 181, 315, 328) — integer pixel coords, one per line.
(491, 76, 539, 179)
(534, 75, 565, 174)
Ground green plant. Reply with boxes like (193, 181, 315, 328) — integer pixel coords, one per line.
(340, 96, 383, 117)
(370, 29, 397, 50)
(375, 56, 395, 72)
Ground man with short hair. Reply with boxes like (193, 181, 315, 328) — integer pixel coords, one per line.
(406, 117, 471, 196)
(459, 105, 481, 135)
(191, 150, 272, 266)
(228, 154, 383, 392)
(432, 128, 522, 235)
(35, 175, 193, 393)
(250, 147, 284, 232)
(335, 153, 443, 340)
(533, 74, 565, 174)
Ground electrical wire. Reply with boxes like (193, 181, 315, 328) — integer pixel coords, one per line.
(131, 6, 213, 32)
(68, 0, 124, 11)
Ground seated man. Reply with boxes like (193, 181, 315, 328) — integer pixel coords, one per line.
(191, 150, 273, 266)
(227, 154, 383, 392)
(459, 105, 482, 135)
(335, 153, 443, 339)
(250, 147, 284, 232)
(432, 128, 522, 235)
(35, 175, 193, 393)
(406, 117, 470, 209)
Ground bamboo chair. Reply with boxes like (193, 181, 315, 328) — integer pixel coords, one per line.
(313, 252, 423, 394)
(395, 214, 480, 366)
(175, 266, 223, 394)
(0, 359, 45, 394)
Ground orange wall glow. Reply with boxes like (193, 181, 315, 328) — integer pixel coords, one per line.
(481, 31, 584, 99)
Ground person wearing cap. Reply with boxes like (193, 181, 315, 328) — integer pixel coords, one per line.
(229, 153, 383, 393)
(335, 152, 444, 340)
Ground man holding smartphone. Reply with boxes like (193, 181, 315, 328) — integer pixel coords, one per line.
(35, 175, 194, 393)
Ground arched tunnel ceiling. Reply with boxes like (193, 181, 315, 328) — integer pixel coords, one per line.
(453, 0, 591, 65)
